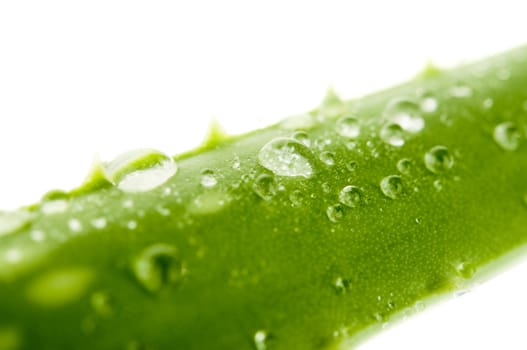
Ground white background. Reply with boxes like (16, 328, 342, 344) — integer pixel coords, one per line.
(1, 1, 526, 349)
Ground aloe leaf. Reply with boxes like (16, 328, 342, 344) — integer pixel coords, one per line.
(1, 45, 527, 350)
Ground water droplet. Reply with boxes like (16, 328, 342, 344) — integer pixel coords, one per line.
(133, 244, 185, 293)
(333, 277, 351, 294)
(482, 98, 494, 109)
(5, 249, 22, 264)
(326, 204, 345, 223)
(91, 218, 107, 230)
(345, 141, 357, 151)
(321, 182, 332, 194)
(292, 131, 311, 147)
(455, 261, 475, 279)
(497, 68, 511, 80)
(493, 121, 521, 151)
(26, 267, 95, 307)
(252, 174, 277, 201)
(319, 151, 336, 166)
(346, 161, 358, 172)
(68, 218, 82, 233)
(127, 220, 138, 230)
(254, 330, 269, 350)
(420, 96, 438, 113)
(200, 169, 218, 188)
(289, 190, 305, 207)
(384, 98, 424, 133)
(0, 210, 31, 237)
(450, 84, 472, 98)
(424, 146, 454, 174)
(104, 149, 177, 193)
(0, 326, 22, 350)
(380, 123, 405, 147)
(380, 175, 403, 199)
(339, 186, 362, 208)
(396, 158, 412, 175)
(232, 156, 241, 170)
(30, 229, 46, 242)
(433, 179, 443, 191)
(123, 199, 134, 208)
(258, 138, 314, 178)
(335, 116, 360, 138)
(41, 199, 69, 215)
(91, 291, 114, 318)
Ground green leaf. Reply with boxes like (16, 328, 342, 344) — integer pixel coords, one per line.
(1, 45, 527, 350)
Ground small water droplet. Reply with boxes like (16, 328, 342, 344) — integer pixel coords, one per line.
(345, 141, 357, 151)
(252, 174, 277, 201)
(104, 149, 177, 193)
(497, 68, 511, 80)
(292, 131, 311, 147)
(200, 169, 218, 188)
(0, 210, 31, 237)
(258, 138, 314, 178)
(91, 218, 107, 230)
(396, 158, 412, 175)
(68, 218, 82, 233)
(319, 151, 336, 166)
(433, 179, 443, 191)
(493, 121, 521, 151)
(91, 291, 114, 318)
(482, 98, 494, 109)
(335, 116, 360, 138)
(123, 199, 134, 209)
(326, 204, 345, 223)
(30, 229, 46, 242)
(0, 326, 22, 350)
(132, 244, 186, 293)
(232, 156, 241, 170)
(380, 175, 403, 199)
(321, 182, 332, 194)
(41, 199, 69, 215)
(420, 96, 438, 113)
(5, 249, 22, 264)
(26, 267, 95, 307)
(127, 221, 138, 230)
(380, 123, 405, 147)
(455, 261, 475, 279)
(339, 186, 362, 208)
(333, 277, 351, 294)
(346, 161, 358, 171)
(289, 190, 305, 207)
(254, 330, 269, 350)
(450, 84, 472, 98)
(384, 98, 424, 133)
(415, 217, 421, 224)
(424, 146, 454, 174)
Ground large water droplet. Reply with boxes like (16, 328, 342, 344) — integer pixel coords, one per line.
(335, 116, 360, 138)
(493, 121, 521, 151)
(200, 169, 218, 188)
(0, 210, 31, 237)
(339, 186, 362, 208)
(327, 204, 345, 223)
(132, 244, 185, 293)
(384, 98, 424, 133)
(380, 175, 403, 199)
(254, 330, 269, 350)
(104, 149, 177, 193)
(380, 123, 405, 147)
(424, 146, 454, 174)
(252, 174, 277, 201)
(258, 138, 314, 178)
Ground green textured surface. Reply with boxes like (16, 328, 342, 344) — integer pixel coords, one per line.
(1, 45, 527, 350)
